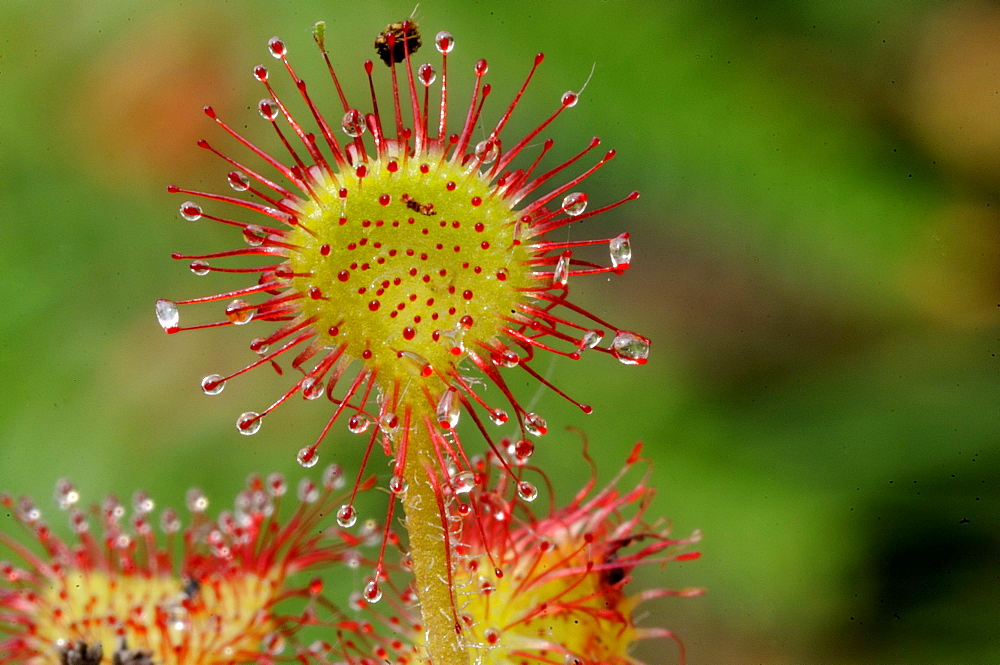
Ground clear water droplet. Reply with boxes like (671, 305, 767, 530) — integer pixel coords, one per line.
(297, 478, 319, 503)
(267, 472, 287, 497)
(262, 632, 285, 656)
(227, 171, 250, 192)
(189, 260, 210, 276)
(301, 377, 324, 400)
(322, 464, 345, 490)
(561, 90, 579, 107)
(225, 299, 254, 325)
(553, 253, 570, 287)
(378, 413, 399, 434)
(186, 488, 209, 513)
(337, 504, 358, 528)
(236, 411, 262, 435)
(155, 299, 179, 331)
(347, 414, 371, 434)
(609, 232, 631, 268)
(436, 388, 460, 429)
(484, 627, 501, 645)
(132, 491, 155, 515)
(308, 641, 330, 657)
(580, 329, 603, 350)
(267, 37, 286, 59)
(244, 225, 266, 247)
(611, 331, 650, 365)
(179, 201, 202, 221)
(474, 140, 499, 165)
(418, 63, 436, 87)
(363, 579, 382, 603)
(54, 479, 79, 510)
(562, 192, 588, 216)
(258, 99, 279, 121)
(341, 109, 366, 137)
(388, 475, 408, 494)
(69, 509, 91, 532)
(497, 350, 520, 368)
(435, 31, 455, 54)
(250, 337, 270, 355)
(489, 408, 508, 425)
(513, 438, 534, 462)
(524, 412, 548, 436)
(517, 481, 538, 502)
(297, 446, 318, 468)
(159, 508, 181, 534)
(451, 471, 477, 494)
(201, 374, 226, 395)
(17, 497, 42, 524)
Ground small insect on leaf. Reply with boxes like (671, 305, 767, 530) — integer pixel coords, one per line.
(375, 20, 422, 65)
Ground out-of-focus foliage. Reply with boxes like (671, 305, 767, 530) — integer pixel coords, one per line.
(1, 1, 996, 663)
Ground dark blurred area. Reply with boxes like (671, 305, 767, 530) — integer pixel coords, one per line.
(1, 1, 997, 663)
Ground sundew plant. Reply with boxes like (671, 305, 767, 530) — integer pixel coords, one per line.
(1, 16, 699, 665)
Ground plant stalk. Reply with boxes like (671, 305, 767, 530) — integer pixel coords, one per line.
(401, 407, 467, 665)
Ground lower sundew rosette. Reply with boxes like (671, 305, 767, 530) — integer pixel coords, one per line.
(0, 468, 373, 665)
(313, 443, 703, 665)
(446, 443, 703, 665)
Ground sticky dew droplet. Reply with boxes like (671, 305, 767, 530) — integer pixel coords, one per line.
(179, 201, 202, 221)
(435, 31, 455, 54)
(190, 260, 210, 275)
(436, 388, 461, 429)
(262, 632, 285, 656)
(201, 374, 226, 395)
(611, 331, 650, 365)
(562, 192, 588, 216)
(323, 464, 345, 490)
(341, 109, 366, 137)
(609, 232, 632, 268)
(489, 408, 508, 425)
(297, 478, 319, 503)
(54, 479, 79, 510)
(418, 63, 436, 86)
(186, 488, 209, 513)
(517, 481, 538, 502)
(363, 579, 382, 603)
(267, 37, 286, 59)
(337, 504, 358, 528)
(227, 171, 250, 192)
(301, 377, 324, 400)
(450, 471, 477, 494)
(347, 414, 372, 434)
(524, 412, 548, 436)
(580, 329, 603, 351)
(553, 253, 571, 288)
(225, 299, 254, 325)
(378, 413, 399, 434)
(155, 299, 179, 331)
(160, 508, 181, 534)
(389, 475, 408, 494)
(296, 446, 318, 468)
(258, 99, 279, 122)
(236, 411, 262, 435)
(513, 438, 534, 462)
(474, 140, 499, 165)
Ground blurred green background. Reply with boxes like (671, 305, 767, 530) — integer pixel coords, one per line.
(2, 1, 998, 663)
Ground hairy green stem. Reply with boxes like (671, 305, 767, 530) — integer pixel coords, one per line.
(401, 407, 467, 665)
